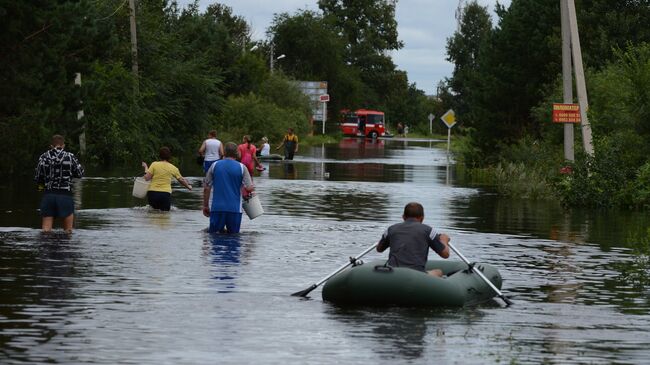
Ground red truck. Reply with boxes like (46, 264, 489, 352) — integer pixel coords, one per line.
(339, 109, 386, 138)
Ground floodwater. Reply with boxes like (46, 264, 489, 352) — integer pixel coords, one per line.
(1, 138, 649, 364)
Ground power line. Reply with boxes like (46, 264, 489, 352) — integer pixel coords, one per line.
(97, 0, 128, 21)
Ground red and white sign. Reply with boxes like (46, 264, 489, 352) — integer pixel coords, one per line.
(319, 94, 330, 102)
(552, 103, 581, 123)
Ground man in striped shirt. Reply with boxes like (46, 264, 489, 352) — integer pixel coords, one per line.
(34, 135, 84, 233)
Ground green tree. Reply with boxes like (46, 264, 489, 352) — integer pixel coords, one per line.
(269, 10, 364, 118)
(445, 1, 492, 125)
(318, 0, 405, 109)
(577, 0, 650, 69)
(462, 0, 561, 165)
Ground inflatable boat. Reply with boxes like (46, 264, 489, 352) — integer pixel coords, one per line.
(258, 154, 283, 161)
(322, 259, 503, 307)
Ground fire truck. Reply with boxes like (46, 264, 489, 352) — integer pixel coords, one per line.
(339, 109, 386, 138)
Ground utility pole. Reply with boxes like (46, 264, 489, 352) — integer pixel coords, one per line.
(560, 0, 574, 161)
(566, 0, 594, 156)
(75, 73, 86, 157)
(270, 43, 275, 73)
(128, 0, 139, 92)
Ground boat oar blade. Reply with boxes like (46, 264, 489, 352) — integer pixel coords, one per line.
(291, 242, 378, 298)
(501, 294, 514, 307)
(291, 284, 317, 297)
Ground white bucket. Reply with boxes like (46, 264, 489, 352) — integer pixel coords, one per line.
(242, 194, 264, 219)
(132, 177, 150, 198)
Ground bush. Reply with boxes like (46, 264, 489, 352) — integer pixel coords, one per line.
(219, 93, 309, 145)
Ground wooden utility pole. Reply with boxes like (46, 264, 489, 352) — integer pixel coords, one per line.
(128, 0, 139, 91)
(75, 73, 86, 157)
(566, 0, 594, 156)
(560, 0, 574, 161)
(270, 43, 275, 73)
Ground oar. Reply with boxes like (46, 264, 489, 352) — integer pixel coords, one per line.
(291, 242, 378, 297)
(448, 242, 513, 306)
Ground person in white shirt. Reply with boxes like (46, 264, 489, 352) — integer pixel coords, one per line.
(259, 137, 271, 157)
(198, 130, 224, 173)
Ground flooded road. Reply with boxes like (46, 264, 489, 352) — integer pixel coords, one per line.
(1, 138, 649, 364)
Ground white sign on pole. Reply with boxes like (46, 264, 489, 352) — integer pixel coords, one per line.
(428, 113, 434, 134)
(295, 81, 328, 121)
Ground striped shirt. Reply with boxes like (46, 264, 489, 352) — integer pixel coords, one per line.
(34, 147, 84, 192)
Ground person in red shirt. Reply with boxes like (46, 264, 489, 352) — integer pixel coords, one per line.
(237, 135, 263, 178)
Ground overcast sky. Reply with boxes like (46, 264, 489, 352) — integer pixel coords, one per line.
(181, 0, 511, 95)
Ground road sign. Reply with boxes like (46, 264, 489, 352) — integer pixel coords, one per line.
(319, 94, 330, 102)
(552, 103, 581, 123)
(296, 81, 328, 121)
(428, 113, 434, 134)
(441, 109, 456, 128)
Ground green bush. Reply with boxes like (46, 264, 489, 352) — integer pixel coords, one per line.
(219, 93, 309, 145)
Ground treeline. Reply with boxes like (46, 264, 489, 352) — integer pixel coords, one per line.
(444, 0, 650, 208)
(0, 0, 442, 174)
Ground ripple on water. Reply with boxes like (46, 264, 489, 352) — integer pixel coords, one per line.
(1, 141, 650, 364)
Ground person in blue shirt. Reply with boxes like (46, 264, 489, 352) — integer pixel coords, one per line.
(202, 142, 255, 233)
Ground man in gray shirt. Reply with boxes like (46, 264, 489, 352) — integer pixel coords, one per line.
(377, 202, 450, 277)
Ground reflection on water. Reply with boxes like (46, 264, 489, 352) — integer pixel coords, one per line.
(145, 209, 173, 229)
(0, 232, 87, 363)
(1, 138, 650, 364)
(203, 233, 242, 293)
(282, 162, 298, 179)
(326, 307, 430, 360)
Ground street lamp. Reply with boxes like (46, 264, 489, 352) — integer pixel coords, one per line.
(270, 53, 286, 74)
(249, 45, 259, 52)
(269, 42, 287, 74)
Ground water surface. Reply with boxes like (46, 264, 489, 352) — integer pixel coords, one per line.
(1, 137, 649, 364)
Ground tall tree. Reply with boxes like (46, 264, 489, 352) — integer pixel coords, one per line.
(577, 0, 650, 69)
(318, 0, 405, 109)
(446, 1, 492, 125)
(269, 10, 364, 115)
(463, 0, 561, 164)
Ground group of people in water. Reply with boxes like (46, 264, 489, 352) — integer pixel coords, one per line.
(34, 129, 299, 235)
(35, 132, 451, 277)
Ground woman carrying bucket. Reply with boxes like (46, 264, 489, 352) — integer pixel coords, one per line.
(141, 147, 192, 211)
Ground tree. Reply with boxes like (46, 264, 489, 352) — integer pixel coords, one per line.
(269, 10, 364, 116)
(576, 0, 650, 69)
(318, 0, 403, 57)
(318, 0, 405, 109)
(462, 0, 561, 164)
(445, 1, 492, 125)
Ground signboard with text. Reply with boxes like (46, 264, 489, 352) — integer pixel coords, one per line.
(552, 103, 581, 123)
(296, 81, 328, 121)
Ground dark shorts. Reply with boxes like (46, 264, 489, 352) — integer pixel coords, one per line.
(203, 160, 217, 173)
(147, 191, 172, 211)
(209, 212, 242, 234)
(40, 192, 74, 218)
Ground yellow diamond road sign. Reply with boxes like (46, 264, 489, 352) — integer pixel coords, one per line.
(441, 109, 456, 128)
